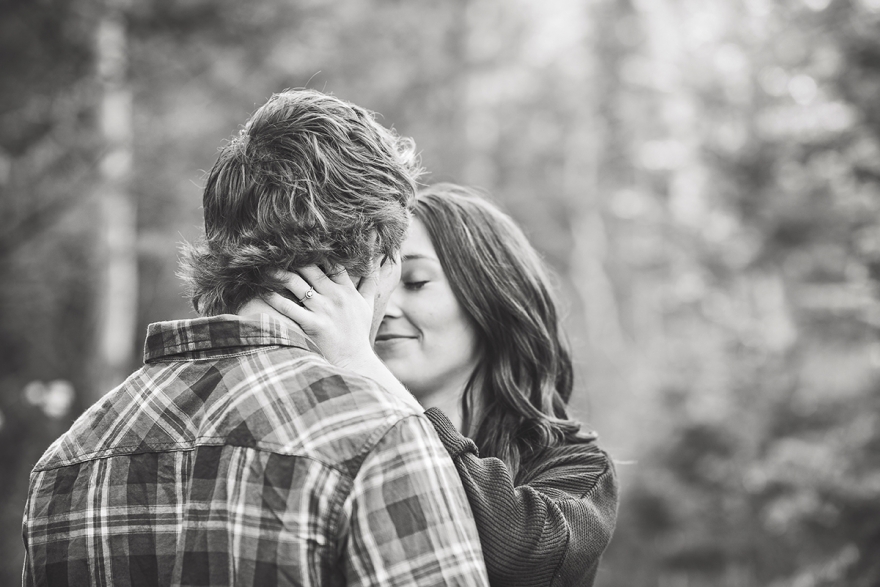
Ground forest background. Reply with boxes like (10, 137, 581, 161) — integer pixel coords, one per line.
(2, 0, 880, 585)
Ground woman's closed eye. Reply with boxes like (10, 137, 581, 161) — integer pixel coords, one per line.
(403, 280, 428, 290)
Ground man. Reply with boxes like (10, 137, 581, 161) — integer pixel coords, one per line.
(22, 90, 489, 586)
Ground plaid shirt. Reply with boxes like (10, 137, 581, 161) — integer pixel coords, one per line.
(22, 314, 489, 587)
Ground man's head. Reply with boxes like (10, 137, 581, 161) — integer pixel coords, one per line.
(180, 89, 422, 317)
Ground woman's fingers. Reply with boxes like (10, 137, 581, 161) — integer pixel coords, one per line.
(297, 265, 351, 295)
(324, 263, 350, 285)
(357, 254, 389, 300)
(266, 263, 378, 369)
(274, 263, 373, 309)
(271, 269, 314, 302)
(264, 292, 317, 327)
(356, 270, 379, 302)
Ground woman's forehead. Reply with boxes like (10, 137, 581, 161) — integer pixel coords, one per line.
(401, 219, 438, 260)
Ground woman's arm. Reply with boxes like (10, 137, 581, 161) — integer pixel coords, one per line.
(424, 408, 618, 587)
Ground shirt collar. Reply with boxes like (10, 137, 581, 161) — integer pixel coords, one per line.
(143, 313, 321, 363)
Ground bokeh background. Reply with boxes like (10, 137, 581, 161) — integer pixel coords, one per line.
(3, 0, 880, 584)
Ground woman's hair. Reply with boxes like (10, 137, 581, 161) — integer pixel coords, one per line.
(414, 183, 595, 481)
(179, 89, 423, 315)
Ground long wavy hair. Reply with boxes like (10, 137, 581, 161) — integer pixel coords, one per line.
(179, 89, 423, 315)
(414, 184, 595, 481)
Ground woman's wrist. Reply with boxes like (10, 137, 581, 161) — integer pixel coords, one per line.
(343, 352, 422, 412)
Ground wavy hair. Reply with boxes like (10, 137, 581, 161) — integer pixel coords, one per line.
(414, 184, 595, 481)
(180, 89, 423, 315)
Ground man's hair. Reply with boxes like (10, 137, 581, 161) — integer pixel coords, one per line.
(414, 184, 595, 483)
(180, 89, 423, 315)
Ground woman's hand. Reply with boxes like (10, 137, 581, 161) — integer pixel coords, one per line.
(264, 264, 374, 369)
(263, 264, 422, 412)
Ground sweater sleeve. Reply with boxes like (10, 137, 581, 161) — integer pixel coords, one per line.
(424, 407, 619, 587)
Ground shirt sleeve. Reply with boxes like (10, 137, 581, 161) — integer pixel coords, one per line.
(22, 507, 34, 587)
(424, 407, 619, 587)
(340, 413, 490, 587)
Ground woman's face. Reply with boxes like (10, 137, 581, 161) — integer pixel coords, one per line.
(373, 218, 481, 400)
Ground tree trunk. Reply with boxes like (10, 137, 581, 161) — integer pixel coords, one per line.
(92, 0, 136, 400)
(565, 0, 630, 368)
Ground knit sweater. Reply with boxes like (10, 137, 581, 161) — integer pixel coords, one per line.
(424, 408, 618, 587)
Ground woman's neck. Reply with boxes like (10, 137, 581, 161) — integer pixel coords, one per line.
(417, 385, 465, 431)
(413, 370, 483, 434)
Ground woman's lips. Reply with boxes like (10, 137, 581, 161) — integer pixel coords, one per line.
(374, 333, 418, 342)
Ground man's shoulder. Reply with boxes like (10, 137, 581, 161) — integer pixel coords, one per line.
(32, 347, 424, 478)
(250, 345, 420, 419)
(250, 348, 426, 474)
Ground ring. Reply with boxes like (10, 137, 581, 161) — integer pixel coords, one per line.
(299, 287, 315, 303)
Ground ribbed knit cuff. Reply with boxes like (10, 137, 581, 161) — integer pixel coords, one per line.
(423, 408, 479, 459)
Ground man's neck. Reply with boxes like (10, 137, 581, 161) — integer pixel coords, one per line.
(236, 298, 308, 338)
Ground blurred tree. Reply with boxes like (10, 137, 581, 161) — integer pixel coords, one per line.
(93, 0, 138, 399)
(0, 0, 101, 581)
(600, 0, 880, 585)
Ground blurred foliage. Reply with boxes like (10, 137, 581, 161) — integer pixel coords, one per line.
(2, 0, 879, 585)
(595, 1, 880, 585)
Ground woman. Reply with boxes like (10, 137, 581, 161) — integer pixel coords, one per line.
(266, 183, 618, 587)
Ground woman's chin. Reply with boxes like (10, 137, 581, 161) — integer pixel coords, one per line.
(374, 337, 415, 359)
